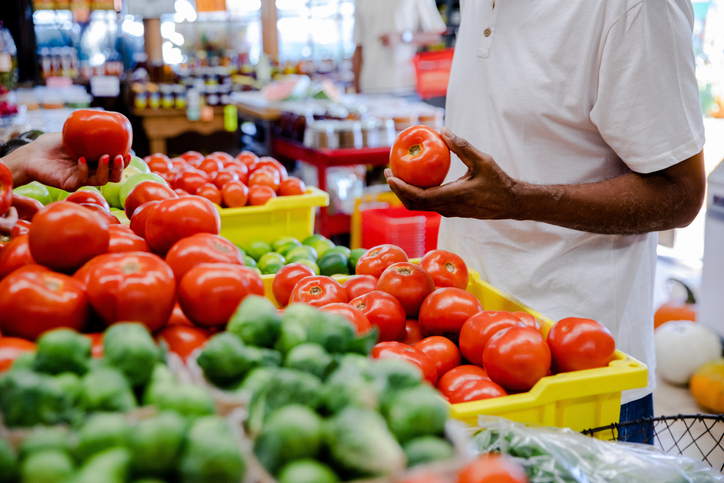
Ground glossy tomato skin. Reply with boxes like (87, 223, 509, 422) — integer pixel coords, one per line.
(342, 275, 378, 300)
(221, 181, 249, 208)
(11, 220, 31, 238)
(29, 201, 110, 273)
(77, 252, 175, 332)
(436, 365, 490, 399)
(79, 204, 120, 227)
(0, 337, 36, 372)
(0, 266, 90, 340)
(165, 233, 244, 282)
(248, 185, 277, 206)
(158, 325, 210, 361)
(483, 326, 551, 392)
(419, 250, 469, 290)
(513, 311, 543, 335)
(448, 378, 508, 404)
(272, 263, 316, 307)
(0, 162, 12, 215)
(389, 125, 451, 188)
(289, 276, 348, 308)
(146, 153, 173, 174)
(62, 110, 132, 162)
(248, 168, 281, 192)
(402, 319, 424, 345)
(255, 157, 288, 181)
(238, 266, 265, 296)
(145, 196, 221, 256)
(66, 191, 110, 211)
(178, 263, 251, 327)
(415, 336, 461, 378)
(419, 287, 483, 339)
(167, 302, 194, 327)
(377, 262, 435, 318)
(372, 341, 438, 385)
(349, 290, 406, 342)
(129, 200, 159, 239)
(0, 234, 34, 279)
(459, 311, 525, 367)
(213, 170, 239, 190)
(356, 245, 409, 279)
(180, 151, 204, 164)
(236, 151, 259, 169)
(195, 183, 222, 206)
(124, 181, 178, 218)
(319, 303, 372, 334)
(12, 194, 43, 221)
(546, 317, 615, 373)
(458, 455, 528, 483)
(226, 165, 249, 185)
(197, 157, 223, 176)
(107, 224, 150, 253)
(173, 168, 210, 194)
(279, 177, 306, 196)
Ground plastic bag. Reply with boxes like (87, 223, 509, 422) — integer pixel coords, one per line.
(470, 416, 724, 483)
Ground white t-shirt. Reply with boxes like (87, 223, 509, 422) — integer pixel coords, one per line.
(353, 0, 446, 94)
(440, 0, 705, 403)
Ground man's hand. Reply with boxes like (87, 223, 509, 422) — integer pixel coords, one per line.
(386, 127, 520, 220)
(379, 32, 403, 47)
(0, 207, 18, 236)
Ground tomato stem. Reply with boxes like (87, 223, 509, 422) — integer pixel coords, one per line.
(408, 144, 422, 157)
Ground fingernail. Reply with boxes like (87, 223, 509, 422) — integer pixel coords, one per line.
(79, 157, 86, 165)
(441, 127, 453, 139)
(102, 155, 110, 165)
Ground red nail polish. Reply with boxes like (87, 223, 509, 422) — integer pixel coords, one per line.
(79, 157, 86, 165)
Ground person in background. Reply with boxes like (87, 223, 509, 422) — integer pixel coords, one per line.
(352, 0, 447, 95)
(386, 0, 705, 443)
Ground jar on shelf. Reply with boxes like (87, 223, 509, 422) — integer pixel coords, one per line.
(147, 83, 160, 110)
(378, 119, 397, 147)
(392, 111, 417, 132)
(174, 84, 187, 109)
(132, 83, 147, 110)
(337, 120, 363, 149)
(418, 107, 444, 131)
(160, 84, 174, 109)
(361, 119, 380, 148)
(306, 121, 339, 149)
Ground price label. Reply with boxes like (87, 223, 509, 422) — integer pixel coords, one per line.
(126, 0, 174, 17)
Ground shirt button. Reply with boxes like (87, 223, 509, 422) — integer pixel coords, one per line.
(484, 28, 492, 37)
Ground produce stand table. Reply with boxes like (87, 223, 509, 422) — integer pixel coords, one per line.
(271, 136, 391, 237)
(133, 107, 228, 155)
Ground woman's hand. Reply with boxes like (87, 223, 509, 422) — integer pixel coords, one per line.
(0, 207, 18, 236)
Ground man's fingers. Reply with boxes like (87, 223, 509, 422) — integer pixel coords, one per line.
(441, 127, 490, 173)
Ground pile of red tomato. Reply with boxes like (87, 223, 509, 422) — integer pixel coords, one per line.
(271, 244, 617, 405)
(144, 150, 306, 208)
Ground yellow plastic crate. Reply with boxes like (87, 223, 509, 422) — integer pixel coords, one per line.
(261, 265, 648, 434)
(218, 187, 328, 247)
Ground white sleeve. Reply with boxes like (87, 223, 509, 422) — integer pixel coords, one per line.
(416, 0, 447, 34)
(353, 3, 364, 45)
(589, 0, 705, 174)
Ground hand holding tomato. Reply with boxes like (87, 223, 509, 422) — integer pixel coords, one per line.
(389, 125, 450, 188)
(62, 110, 132, 164)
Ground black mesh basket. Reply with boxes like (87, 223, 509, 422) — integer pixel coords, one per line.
(582, 414, 724, 471)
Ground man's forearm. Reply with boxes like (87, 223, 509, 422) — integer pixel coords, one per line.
(1, 149, 30, 187)
(352, 46, 362, 93)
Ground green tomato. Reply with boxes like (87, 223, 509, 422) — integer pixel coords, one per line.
(302, 234, 327, 246)
(310, 239, 336, 259)
(258, 252, 286, 272)
(77, 186, 102, 194)
(286, 246, 318, 264)
(127, 156, 151, 174)
(45, 186, 68, 202)
(119, 173, 168, 208)
(101, 165, 141, 209)
(294, 259, 320, 275)
(13, 182, 52, 205)
(243, 240, 272, 262)
(110, 209, 130, 225)
(272, 236, 301, 253)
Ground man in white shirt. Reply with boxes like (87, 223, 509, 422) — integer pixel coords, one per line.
(352, 0, 447, 95)
(386, 0, 706, 442)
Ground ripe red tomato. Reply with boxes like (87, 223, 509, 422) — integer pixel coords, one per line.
(29, 201, 109, 273)
(289, 275, 348, 308)
(272, 263, 317, 307)
(483, 326, 551, 392)
(178, 263, 252, 327)
(209, 151, 234, 163)
(167, 302, 194, 327)
(248, 185, 277, 206)
(512, 311, 543, 335)
(108, 224, 150, 253)
(144, 196, 221, 256)
(459, 311, 525, 367)
(77, 252, 175, 332)
(226, 165, 250, 185)
(371, 341, 438, 385)
(174, 189, 190, 197)
(418, 287, 483, 339)
(0, 234, 34, 279)
(342, 275, 378, 300)
(195, 183, 222, 206)
(158, 325, 210, 361)
(415, 336, 460, 378)
(124, 181, 178, 218)
(213, 169, 240, 190)
(11, 220, 31, 238)
(84, 332, 104, 358)
(171, 158, 187, 171)
(221, 181, 249, 208)
(448, 378, 508, 404)
(419, 250, 469, 289)
(279, 177, 306, 196)
(0, 162, 12, 216)
(349, 290, 406, 342)
(236, 150, 259, 169)
(356, 245, 409, 279)
(62, 110, 132, 163)
(377, 262, 435, 317)
(248, 168, 281, 192)
(146, 153, 173, 174)
(546, 317, 615, 373)
(255, 157, 288, 180)
(173, 168, 210, 194)
(79, 204, 120, 226)
(129, 200, 159, 239)
(197, 157, 223, 176)
(0, 337, 36, 372)
(436, 365, 490, 399)
(165, 233, 244, 282)
(319, 303, 372, 334)
(402, 319, 424, 345)
(237, 266, 265, 296)
(389, 125, 451, 188)
(66, 190, 110, 211)
(0, 266, 90, 340)
(457, 455, 528, 483)
(12, 194, 43, 221)
(180, 151, 204, 164)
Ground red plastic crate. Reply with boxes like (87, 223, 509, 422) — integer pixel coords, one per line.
(413, 48, 454, 99)
(361, 206, 441, 258)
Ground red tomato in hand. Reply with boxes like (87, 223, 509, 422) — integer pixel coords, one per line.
(419, 250, 469, 289)
(165, 233, 244, 282)
(0, 162, 12, 215)
(372, 341, 438, 385)
(213, 169, 240, 190)
(415, 336, 461, 378)
(389, 125, 450, 188)
(458, 455, 528, 483)
(248, 185, 277, 206)
(144, 196, 221, 256)
(279, 177, 306, 196)
(0, 234, 34, 279)
(62, 110, 132, 163)
(0, 337, 36, 372)
(448, 378, 508, 404)
(512, 311, 543, 335)
(272, 263, 316, 307)
(289, 275, 348, 308)
(342, 275, 378, 300)
(108, 224, 150, 253)
(546, 317, 615, 373)
(255, 157, 288, 180)
(221, 181, 249, 208)
(248, 168, 281, 192)
(66, 190, 111, 211)
(356, 245, 409, 279)
(419, 287, 483, 339)
(173, 168, 210, 194)
(178, 263, 252, 327)
(29, 201, 109, 273)
(349, 290, 406, 342)
(377, 262, 435, 318)
(319, 303, 372, 334)
(129, 200, 159, 239)
(436, 365, 490, 398)
(0, 266, 90, 340)
(124, 181, 178, 218)
(11, 220, 31, 238)
(146, 153, 173, 174)
(402, 319, 424, 345)
(195, 183, 222, 206)
(158, 325, 210, 361)
(84, 332, 104, 358)
(197, 157, 223, 176)
(483, 326, 551, 392)
(459, 311, 525, 367)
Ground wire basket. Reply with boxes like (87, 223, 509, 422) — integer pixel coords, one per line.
(582, 414, 724, 471)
